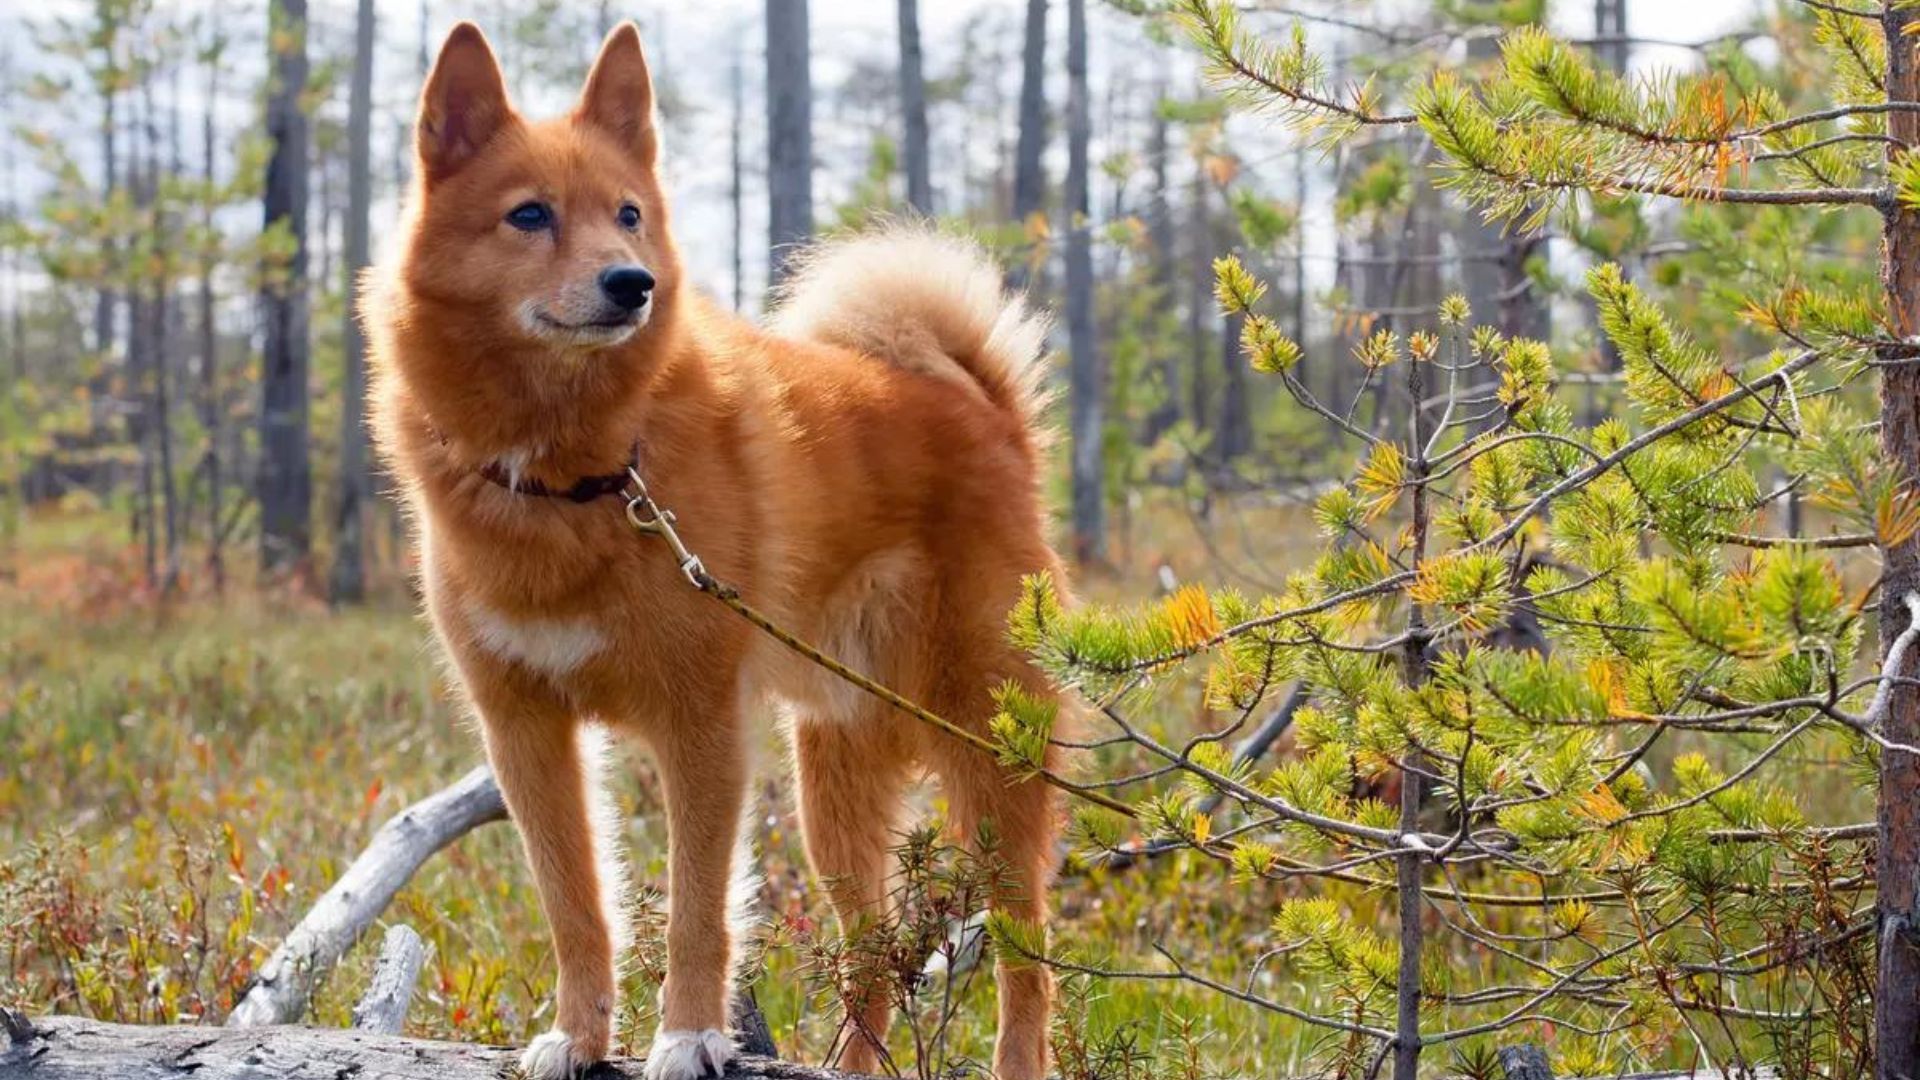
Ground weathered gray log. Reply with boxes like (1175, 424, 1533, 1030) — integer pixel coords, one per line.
(350, 924, 428, 1035)
(227, 765, 508, 1027)
(1499, 1043, 1555, 1080)
(0, 1013, 840, 1080)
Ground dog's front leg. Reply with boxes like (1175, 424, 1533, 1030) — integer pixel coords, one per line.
(643, 714, 749, 1080)
(469, 676, 620, 1080)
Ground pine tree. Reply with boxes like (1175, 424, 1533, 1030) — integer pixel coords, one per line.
(992, 4, 1920, 1076)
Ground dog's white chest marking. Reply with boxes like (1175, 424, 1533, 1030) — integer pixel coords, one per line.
(465, 599, 607, 678)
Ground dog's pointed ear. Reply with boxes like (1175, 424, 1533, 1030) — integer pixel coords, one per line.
(416, 23, 511, 183)
(575, 23, 658, 168)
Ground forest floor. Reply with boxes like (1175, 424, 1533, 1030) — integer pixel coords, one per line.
(0, 499, 1343, 1079)
(0, 498, 1880, 1077)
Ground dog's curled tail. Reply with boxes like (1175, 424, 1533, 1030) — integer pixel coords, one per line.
(769, 226, 1051, 427)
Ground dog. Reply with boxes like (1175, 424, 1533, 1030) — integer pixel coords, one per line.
(365, 22, 1067, 1080)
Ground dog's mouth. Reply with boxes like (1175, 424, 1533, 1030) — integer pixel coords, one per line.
(529, 302, 649, 346)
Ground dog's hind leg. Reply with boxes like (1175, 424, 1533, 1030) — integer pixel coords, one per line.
(468, 674, 621, 1080)
(791, 711, 916, 1074)
(927, 664, 1062, 1080)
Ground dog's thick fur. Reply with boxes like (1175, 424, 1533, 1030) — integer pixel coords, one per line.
(367, 22, 1066, 1080)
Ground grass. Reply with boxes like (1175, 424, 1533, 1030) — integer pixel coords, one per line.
(0, 502, 1334, 1077)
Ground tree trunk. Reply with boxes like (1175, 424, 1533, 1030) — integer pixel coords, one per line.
(259, 0, 313, 579)
(1877, 8, 1920, 1078)
(1141, 74, 1180, 444)
(1217, 210, 1250, 467)
(730, 36, 745, 312)
(1188, 152, 1211, 440)
(329, 0, 375, 606)
(897, 0, 931, 215)
(1460, 35, 1548, 344)
(1011, 0, 1047, 226)
(1586, 0, 1628, 425)
(200, 19, 225, 591)
(95, 25, 118, 364)
(1064, 0, 1101, 566)
(765, 0, 813, 290)
(1394, 338, 1434, 1080)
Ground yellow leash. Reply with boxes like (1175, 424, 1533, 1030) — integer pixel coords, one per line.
(621, 468, 1136, 819)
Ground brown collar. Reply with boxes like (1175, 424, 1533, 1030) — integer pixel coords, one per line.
(428, 423, 637, 503)
(477, 454, 636, 502)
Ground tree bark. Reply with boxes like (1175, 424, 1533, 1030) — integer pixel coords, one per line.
(1393, 337, 1433, 1080)
(1878, 9, 1920, 1079)
(1188, 152, 1212, 440)
(897, 0, 932, 215)
(1141, 75, 1181, 444)
(199, 17, 225, 591)
(731, 36, 746, 312)
(1064, 0, 1102, 566)
(1217, 190, 1250, 467)
(765, 0, 813, 291)
(1460, 34, 1548, 344)
(258, 0, 313, 579)
(328, 0, 375, 605)
(1011, 0, 1047, 225)
(1, 1014, 837, 1080)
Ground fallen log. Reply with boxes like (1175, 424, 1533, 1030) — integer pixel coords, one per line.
(0, 1013, 839, 1080)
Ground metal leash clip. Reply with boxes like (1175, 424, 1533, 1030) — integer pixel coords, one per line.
(624, 466, 708, 588)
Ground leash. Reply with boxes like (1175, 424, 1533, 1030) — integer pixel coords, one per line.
(620, 467, 1136, 819)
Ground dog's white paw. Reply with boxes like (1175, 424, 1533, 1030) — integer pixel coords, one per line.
(643, 1028, 734, 1080)
(520, 1029, 599, 1079)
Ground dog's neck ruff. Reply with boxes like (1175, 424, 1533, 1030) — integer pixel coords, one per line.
(427, 422, 637, 503)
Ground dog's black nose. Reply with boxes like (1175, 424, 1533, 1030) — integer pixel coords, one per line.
(598, 265, 655, 311)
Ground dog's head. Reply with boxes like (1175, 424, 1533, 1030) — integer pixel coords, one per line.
(401, 22, 679, 356)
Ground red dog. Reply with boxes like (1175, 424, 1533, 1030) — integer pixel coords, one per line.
(367, 23, 1066, 1080)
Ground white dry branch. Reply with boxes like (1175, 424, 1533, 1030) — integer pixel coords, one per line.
(350, 923, 429, 1035)
(226, 764, 507, 1027)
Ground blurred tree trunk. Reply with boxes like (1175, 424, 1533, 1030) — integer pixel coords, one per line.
(1141, 75, 1180, 444)
(1064, 0, 1102, 566)
(199, 15, 226, 591)
(1008, 0, 1046, 290)
(329, 0, 375, 606)
(154, 67, 180, 593)
(129, 98, 157, 588)
(1187, 151, 1211, 442)
(95, 11, 119, 364)
(1593, 0, 1629, 74)
(1587, 0, 1627, 425)
(1460, 36, 1548, 343)
(897, 0, 931, 215)
(765, 0, 813, 290)
(1217, 198, 1249, 468)
(259, 0, 313, 579)
(730, 37, 745, 312)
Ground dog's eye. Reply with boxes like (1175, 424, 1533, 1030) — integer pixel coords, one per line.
(505, 201, 552, 231)
(617, 203, 642, 231)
